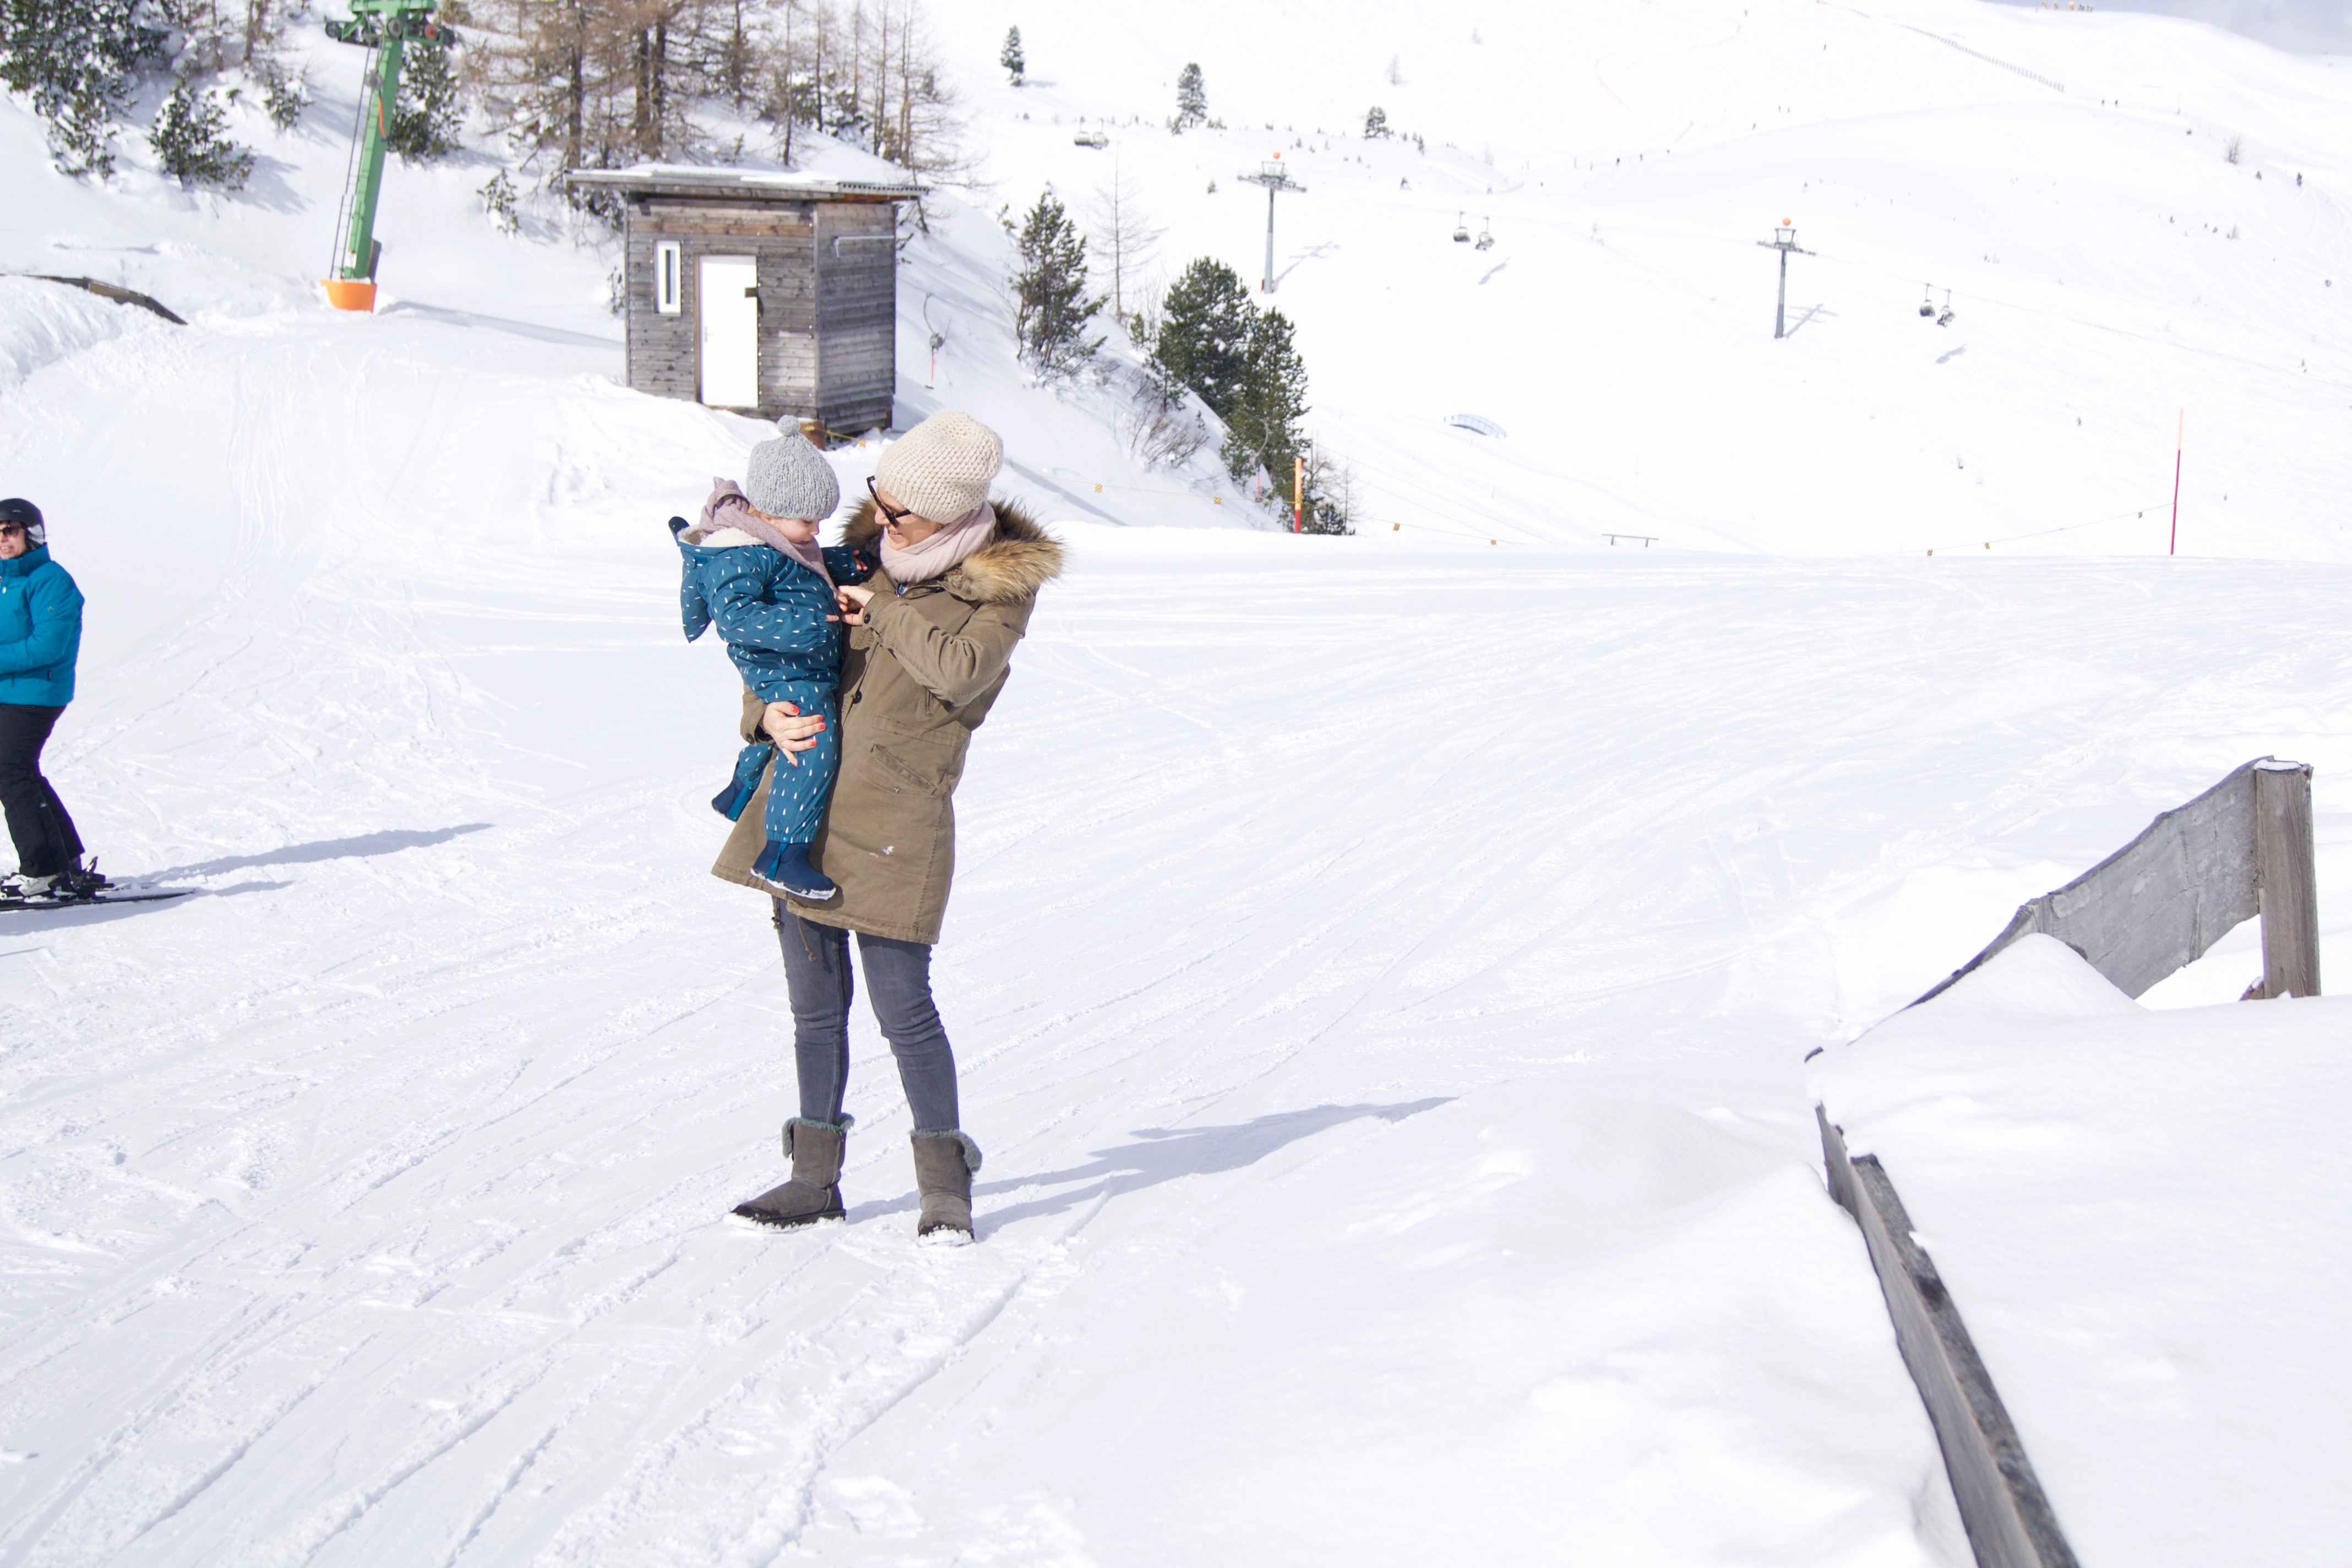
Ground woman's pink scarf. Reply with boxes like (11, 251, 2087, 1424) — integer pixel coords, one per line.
(880, 503, 995, 584)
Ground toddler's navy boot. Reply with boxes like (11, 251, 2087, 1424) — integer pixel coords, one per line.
(749, 840, 837, 901)
(712, 742, 774, 820)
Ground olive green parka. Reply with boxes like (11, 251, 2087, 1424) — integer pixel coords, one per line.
(711, 498, 1064, 943)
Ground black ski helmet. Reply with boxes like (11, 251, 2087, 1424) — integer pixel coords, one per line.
(0, 498, 43, 547)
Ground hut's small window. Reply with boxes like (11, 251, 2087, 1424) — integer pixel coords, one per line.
(656, 242, 682, 314)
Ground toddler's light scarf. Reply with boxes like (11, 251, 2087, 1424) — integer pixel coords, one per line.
(879, 503, 995, 584)
(693, 478, 832, 587)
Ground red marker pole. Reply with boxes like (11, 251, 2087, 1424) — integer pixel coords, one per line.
(2168, 410, 2184, 555)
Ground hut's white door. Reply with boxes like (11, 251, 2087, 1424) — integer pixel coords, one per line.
(698, 255, 759, 409)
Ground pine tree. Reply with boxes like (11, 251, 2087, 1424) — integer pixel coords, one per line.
(254, 55, 309, 132)
(0, 0, 161, 176)
(1151, 257, 1253, 423)
(1011, 187, 1102, 379)
(1363, 105, 1388, 138)
(148, 77, 253, 188)
(1172, 61, 1204, 131)
(386, 39, 462, 162)
(478, 168, 521, 233)
(1222, 308, 1309, 494)
(999, 25, 1022, 84)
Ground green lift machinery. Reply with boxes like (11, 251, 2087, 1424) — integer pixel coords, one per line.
(320, 0, 456, 311)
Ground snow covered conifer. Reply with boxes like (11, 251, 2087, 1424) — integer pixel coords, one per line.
(0, 0, 161, 176)
(1012, 187, 1104, 379)
(1172, 62, 1205, 132)
(148, 77, 253, 189)
(1001, 26, 1023, 85)
(1364, 105, 1388, 139)
(479, 168, 520, 233)
(1151, 257, 1254, 422)
(386, 40, 461, 162)
(254, 56, 308, 132)
(1222, 308, 1310, 494)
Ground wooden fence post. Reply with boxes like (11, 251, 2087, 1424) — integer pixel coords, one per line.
(2254, 761, 2321, 999)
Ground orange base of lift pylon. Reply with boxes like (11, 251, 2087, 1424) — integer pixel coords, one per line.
(321, 279, 378, 312)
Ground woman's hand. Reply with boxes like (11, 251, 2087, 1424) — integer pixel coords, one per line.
(836, 582, 875, 625)
(762, 701, 827, 766)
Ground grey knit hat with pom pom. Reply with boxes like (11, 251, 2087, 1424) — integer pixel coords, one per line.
(742, 425, 841, 521)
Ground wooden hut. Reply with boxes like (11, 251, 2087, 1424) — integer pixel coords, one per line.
(565, 166, 922, 434)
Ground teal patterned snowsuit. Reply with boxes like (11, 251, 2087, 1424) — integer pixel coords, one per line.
(679, 532, 873, 849)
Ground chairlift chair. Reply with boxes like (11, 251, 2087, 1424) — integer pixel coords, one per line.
(1919, 285, 1936, 318)
(1936, 288, 1954, 327)
(1453, 213, 1471, 243)
(1474, 217, 1494, 250)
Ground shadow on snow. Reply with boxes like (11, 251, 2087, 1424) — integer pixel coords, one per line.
(846, 1097, 1455, 1230)
(151, 823, 493, 881)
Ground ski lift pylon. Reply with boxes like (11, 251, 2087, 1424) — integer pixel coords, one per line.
(1453, 212, 1471, 243)
(319, 0, 458, 312)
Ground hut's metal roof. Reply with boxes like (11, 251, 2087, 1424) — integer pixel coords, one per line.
(563, 165, 924, 202)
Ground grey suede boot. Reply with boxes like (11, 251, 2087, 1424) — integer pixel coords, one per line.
(910, 1130, 982, 1240)
(733, 1115, 852, 1228)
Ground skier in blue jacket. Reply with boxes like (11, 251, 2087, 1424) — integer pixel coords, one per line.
(674, 428, 873, 902)
(0, 498, 97, 898)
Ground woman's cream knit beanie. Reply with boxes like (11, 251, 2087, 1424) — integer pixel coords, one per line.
(875, 412, 1003, 524)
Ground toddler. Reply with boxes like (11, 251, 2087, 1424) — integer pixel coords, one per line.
(674, 426, 872, 900)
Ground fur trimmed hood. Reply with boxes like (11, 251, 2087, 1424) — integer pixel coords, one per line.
(842, 497, 1064, 606)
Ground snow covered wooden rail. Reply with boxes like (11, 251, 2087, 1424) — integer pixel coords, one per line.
(1914, 756, 2318, 1006)
(1819, 756, 2318, 1568)
(3, 274, 185, 325)
(1816, 1108, 2078, 1568)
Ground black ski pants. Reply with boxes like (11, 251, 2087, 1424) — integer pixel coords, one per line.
(774, 906, 962, 1134)
(0, 704, 81, 879)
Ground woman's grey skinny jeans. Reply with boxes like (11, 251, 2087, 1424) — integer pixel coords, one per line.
(774, 904, 961, 1133)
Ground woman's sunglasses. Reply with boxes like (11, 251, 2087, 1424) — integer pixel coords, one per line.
(0, 524, 27, 538)
(865, 476, 916, 526)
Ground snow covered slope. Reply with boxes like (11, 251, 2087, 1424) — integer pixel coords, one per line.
(0, 32, 1244, 536)
(4, 1, 2352, 1563)
(941, 0, 2352, 554)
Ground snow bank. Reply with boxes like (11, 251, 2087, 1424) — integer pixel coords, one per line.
(1811, 935, 2352, 1566)
(0, 277, 149, 393)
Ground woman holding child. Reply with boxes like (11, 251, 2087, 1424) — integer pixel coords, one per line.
(678, 411, 1061, 1243)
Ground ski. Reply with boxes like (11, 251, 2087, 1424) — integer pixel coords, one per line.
(0, 889, 194, 913)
